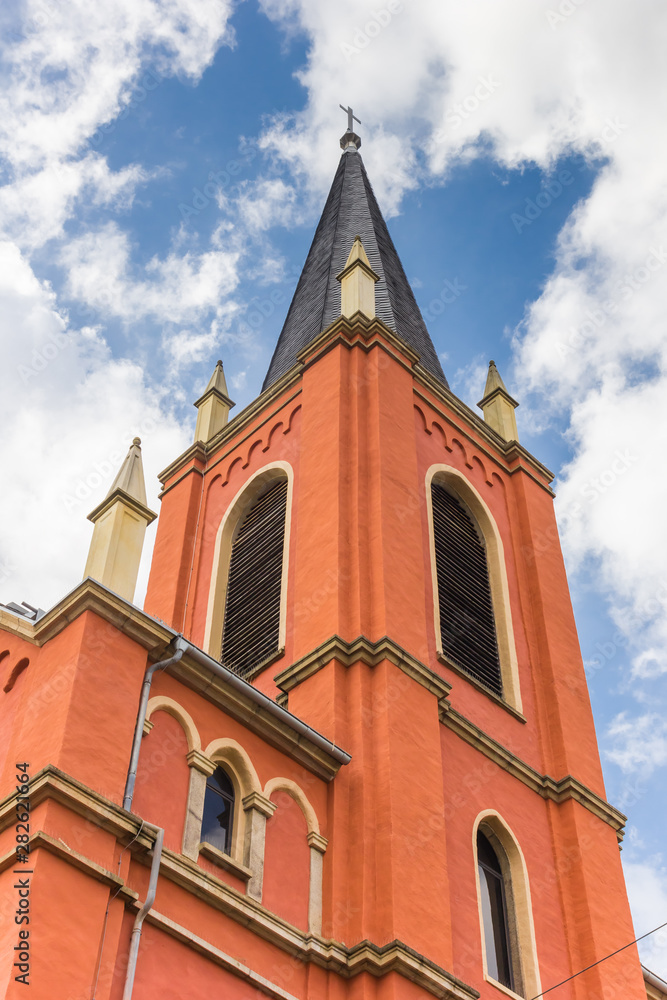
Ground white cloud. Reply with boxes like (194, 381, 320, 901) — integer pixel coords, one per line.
(622, 858, 667, 974)
(0, 156, 152, 249)
(61, 222, 241, 326)
(0, 0, 235, 171)
(247, 4, 667, 972)
(256, 0, 667, 712)
(0, 0, 238, 610)
(0, 242, 190, 609)
(236, 178, 300, 232)
(606, 712, 667, 776)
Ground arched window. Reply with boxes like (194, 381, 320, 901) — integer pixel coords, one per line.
(201, 766, 235, 855)
(431, 482, 502, 695)
(477, 830, 516, 991)
(221, 478, 288, 676)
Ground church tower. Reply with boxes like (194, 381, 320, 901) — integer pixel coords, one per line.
(0, 123, 656, 1000)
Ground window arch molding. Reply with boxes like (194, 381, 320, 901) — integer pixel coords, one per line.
(204, 461, 294, 665)
(263, 776, 320, 835)
(425, 465, 521, 712)
(145, 696, 201, 751)
(199, 737, 262, 862)
(262, 777, 327, 935)
(473, 810, 542, 999)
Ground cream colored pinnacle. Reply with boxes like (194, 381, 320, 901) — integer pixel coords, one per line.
(478, 360, 519, 442)
(83, 437, 157, 603)
(194, 359, 235, 444)
(336, 236, 379, 320)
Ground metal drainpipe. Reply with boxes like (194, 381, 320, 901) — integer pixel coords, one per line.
(123, 644, 184, 812)
(120, 644, 183, 999)
(122, 822, 164, 1000)
(118, 633, 349, 997)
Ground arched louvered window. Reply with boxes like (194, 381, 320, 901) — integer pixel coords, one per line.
(201, 766, 235, 854)
(477, 830, 518, 993)
(432, 482, 502, 695)
(221, 478, 288, 677)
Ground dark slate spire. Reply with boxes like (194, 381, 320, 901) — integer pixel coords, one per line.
(262, 135, 448, 390)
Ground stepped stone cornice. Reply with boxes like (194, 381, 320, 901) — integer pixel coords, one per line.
(0, 766, 479, 1000)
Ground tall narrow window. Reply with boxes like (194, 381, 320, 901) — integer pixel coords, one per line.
(201, 766, 235, 854)
(221, 478, 288, 677)
(477, 831, 515, 991)
(431, 482, 502, 695)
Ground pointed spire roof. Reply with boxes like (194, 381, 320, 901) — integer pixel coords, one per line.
(482, 360, 508, 398)
(262, 143, 448, 390)
(203, 359, 230, 398)
(87, 437, 156, 527)
(107, 437, 149, 506)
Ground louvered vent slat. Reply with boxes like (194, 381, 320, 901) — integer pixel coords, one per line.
(221, 479, 288, 678)
(432, 483, 502, 696)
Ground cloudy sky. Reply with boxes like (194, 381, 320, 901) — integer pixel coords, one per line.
(1, 0, 666, 978)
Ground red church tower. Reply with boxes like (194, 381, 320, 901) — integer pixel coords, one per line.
(0, 124, 659, 1000)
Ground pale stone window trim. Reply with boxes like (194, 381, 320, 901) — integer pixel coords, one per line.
(425, 465, 522, 713)
(263, 777, 328, 935)
(183, 736, 272, 901)
(204, 460, 294, 663)
(145, 695, 202, 750)
(473, 810, 542, 999)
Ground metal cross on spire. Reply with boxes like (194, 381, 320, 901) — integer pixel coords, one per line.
(339, 104, 361, 133)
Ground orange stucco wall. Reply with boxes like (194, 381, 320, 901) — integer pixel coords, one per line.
(0, 321, 647, 1000)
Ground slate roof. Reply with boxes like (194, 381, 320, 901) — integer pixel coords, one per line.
(262, 145, 448, 390)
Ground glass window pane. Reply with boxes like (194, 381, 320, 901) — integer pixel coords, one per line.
(478, 832, 514, 991)
(201, 768, 234, 854)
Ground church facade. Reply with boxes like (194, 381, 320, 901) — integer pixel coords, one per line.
(0, 126, 661, 1000)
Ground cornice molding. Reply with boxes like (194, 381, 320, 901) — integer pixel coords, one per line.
(0, 578, 174, 654)
(198, 841, 253, 882)
(645, 969, 667, 1000)
(156, 319, 552, 496)
(306, 831, 328, 854)
(275, 634, 452, 705)
(0, 584, 346, 782)
(3, 768, 478, 1000)
(440, 704, 626, 840)
(87, 487, 157, 526)
(158, 385, 303, 489)
(242, 791, 277, 817)
(293, 315, 553, 490)
(171, 655, 345, 781)
(187, 748, 217, 775)
(413, 383, 555, 493)
(296, 313, 421, 371)
(275, 634, 624, 837)
(0, 831, 139, 908)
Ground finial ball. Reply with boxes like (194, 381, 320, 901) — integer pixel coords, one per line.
(133, 437, 141, 446)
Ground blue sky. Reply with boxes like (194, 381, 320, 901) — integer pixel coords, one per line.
(1, 0, 666, 977)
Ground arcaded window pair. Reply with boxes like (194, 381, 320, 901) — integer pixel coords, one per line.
(220, 478, 502, 692)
